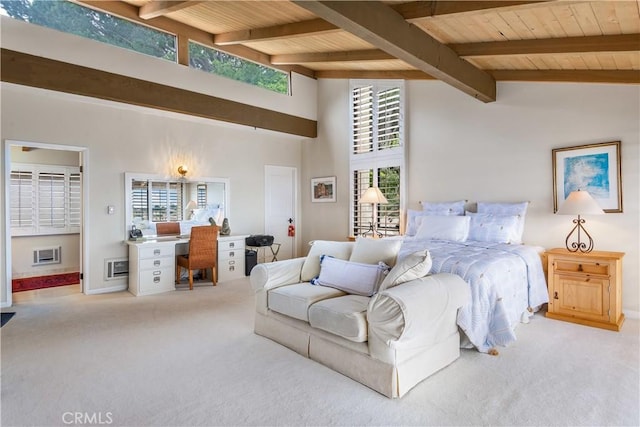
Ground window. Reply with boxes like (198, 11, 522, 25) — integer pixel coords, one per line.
(10, 164, 81, 236)
(188, 41, 290, 95)
(350, 81, 405, 238)
(0, 0, 177, 62)
(196, 184, 207, 208)
(131, 178, 184, 223)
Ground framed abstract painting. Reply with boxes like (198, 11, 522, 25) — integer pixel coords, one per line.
(552, 141, 622, 213)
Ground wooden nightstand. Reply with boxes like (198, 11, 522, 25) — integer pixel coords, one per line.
(545, 248, 625, 331)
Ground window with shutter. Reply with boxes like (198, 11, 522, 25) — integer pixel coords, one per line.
(10, 164, 81, 236)
(350, 81, 405, 238)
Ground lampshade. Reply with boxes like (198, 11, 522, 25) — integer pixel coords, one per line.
(358, 187, 388, 204)
(185, 200, 198, 210)
(557, 190, 604, 215)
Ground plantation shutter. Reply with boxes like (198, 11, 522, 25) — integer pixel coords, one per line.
(197, 184, 207, 208)
(131, 180, 149, 221)
(352, 85, 373, 154)
(10, 170, 34, 232)
(68, 172, 82, 229)
(377, 88, 401, 150)
(38, 171, 66, 231)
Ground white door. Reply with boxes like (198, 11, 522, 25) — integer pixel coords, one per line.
(264, 166, 297, 260)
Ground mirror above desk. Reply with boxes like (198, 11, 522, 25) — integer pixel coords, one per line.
(124, 172, 230, 239)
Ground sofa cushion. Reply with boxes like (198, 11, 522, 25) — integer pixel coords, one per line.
(301, 241, 354, 282)
(268, 283, 345, 322)
(378, 250, 432, 291)
(308, 295, 370, 342)
(349, 237, 402, 267)
(312, 256, 389, 296)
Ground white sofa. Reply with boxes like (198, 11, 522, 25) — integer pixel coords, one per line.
(250, 239, 470, 398)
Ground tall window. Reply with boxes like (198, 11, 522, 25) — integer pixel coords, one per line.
(10, 164, 81, 236)
(350, 81, 405, 238)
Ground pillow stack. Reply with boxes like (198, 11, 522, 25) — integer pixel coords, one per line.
(407, 200, 529, 245)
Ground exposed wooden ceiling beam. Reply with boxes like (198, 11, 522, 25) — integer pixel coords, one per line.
(215, 0, 547, 45)
(393, 1, 550, 20)
(139, 1, 203, 20)
(271, 49, 394, 65)
(271, 33, 640, 66)
(316, 70, 435, 79)
(1, 49, 317, 138)
(215, 18, 338, 46)
(453, 34, 640, 56)
(73, 1, 316, 78)
(292, 0, 496, 102)
(490, 70, 640, 84)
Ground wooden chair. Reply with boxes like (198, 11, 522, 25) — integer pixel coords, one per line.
(156, 222, 181, 236)
(176, 225, 219, 290)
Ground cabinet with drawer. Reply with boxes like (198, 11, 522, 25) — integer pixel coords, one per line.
(218, 235, 249, 283)
(545, 248, 625, 331)
(128, 241, 177, 296)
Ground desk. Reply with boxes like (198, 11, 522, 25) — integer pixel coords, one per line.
(246, 243, 281, 263)
(127, 234, 248, 296)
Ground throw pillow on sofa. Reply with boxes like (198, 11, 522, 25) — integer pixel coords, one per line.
(311, 255, 390, 296)
(378, 249, 432, 291)
(349, 237, 402, 267)
(301, 240, 354, 282)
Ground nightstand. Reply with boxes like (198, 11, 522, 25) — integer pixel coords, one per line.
(545, 248, 625, 331)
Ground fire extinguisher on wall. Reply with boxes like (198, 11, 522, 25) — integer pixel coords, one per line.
(288, 218, 295, 237)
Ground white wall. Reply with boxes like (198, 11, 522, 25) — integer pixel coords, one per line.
(303, 79, 640, 315)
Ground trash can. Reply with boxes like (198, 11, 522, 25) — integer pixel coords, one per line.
(245, 249, 258, 276)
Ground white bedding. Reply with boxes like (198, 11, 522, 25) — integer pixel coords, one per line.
(399, 237, 549, 353)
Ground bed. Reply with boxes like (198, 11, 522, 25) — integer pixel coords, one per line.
(402, 200, 549, 353)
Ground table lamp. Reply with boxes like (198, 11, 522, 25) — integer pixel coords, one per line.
(184, 200, 197, 220)
(358, 187, 388, 238)
(556, 189, 604, 253)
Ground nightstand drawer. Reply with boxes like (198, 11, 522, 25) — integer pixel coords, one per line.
(554, 259, 609, 276)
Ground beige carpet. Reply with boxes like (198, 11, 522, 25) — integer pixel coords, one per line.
(1, 278, 638, 427)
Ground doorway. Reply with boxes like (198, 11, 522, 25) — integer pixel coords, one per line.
(3, 140, 89, 307)
(264, 165, 297, 260)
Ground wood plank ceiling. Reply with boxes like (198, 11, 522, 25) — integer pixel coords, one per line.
(78, 0, 639, 103)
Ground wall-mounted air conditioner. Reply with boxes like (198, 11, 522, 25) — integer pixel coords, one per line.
(33, 246, 61, 266)
(104, 258, 129, 281)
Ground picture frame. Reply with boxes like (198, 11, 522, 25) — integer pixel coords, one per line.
(311, 176, 336, 203)
(552, 141, 622, 213)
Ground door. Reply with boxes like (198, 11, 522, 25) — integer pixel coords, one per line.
(264, 166, 297, 260)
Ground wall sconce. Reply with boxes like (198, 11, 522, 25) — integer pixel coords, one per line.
(358, 187, 388, 239)
(556, 189, 604, 253)
(177, 165, 188, 179)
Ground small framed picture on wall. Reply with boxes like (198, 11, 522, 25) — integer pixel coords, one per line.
(311, 176, 336, 203)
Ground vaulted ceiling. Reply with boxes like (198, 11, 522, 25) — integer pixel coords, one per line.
(76, 0, 639, 103)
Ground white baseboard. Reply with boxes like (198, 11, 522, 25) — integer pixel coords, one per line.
(1, 301, 11, 308)
(85, 284, 128, 295)
(624, 310, 639, 320)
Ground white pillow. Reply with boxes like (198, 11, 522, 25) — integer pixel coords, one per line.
(311, 256, 389, 296)
(378, 250, 432, 291)
(421, 200, 465, 216)
(406, 209, 429, 236)
(477, 201, 528, 216)
(414, 215, 470, 242)
(301, 241, 354, 282)
(467, 213, 521, 244)
(349, 237, 402, 267)
(476, 201, 528, 243)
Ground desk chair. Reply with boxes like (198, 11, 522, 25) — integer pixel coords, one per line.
(156, 222, 181, 236)
(176, 225, 219, 290)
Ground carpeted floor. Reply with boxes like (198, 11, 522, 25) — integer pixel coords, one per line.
(1, 278, 638, 427)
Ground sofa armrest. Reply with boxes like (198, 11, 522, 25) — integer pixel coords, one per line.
(367, 273, 470, 363)
(250, 257, 306, 292)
